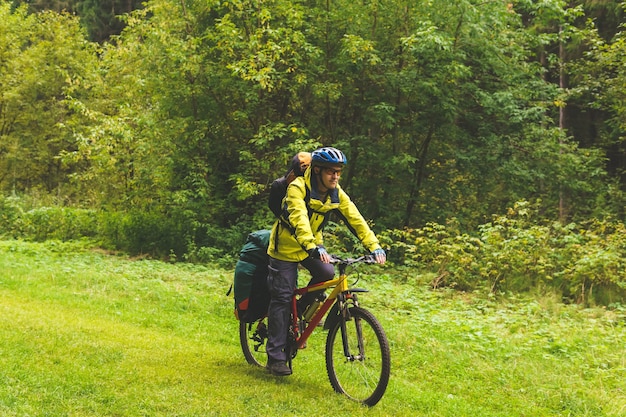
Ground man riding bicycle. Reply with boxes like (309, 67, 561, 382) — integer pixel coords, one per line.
(265, 146, 386, 376)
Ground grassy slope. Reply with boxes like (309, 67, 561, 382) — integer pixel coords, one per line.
(0, 240, 624, 417)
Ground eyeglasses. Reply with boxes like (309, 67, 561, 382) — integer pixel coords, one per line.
(323, 168, 342, 176)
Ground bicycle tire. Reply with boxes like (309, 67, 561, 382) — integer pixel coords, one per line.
(239, 318, 268, 367)
(325, 306, 390, 407)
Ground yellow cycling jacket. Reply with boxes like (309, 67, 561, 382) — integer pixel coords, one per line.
(268, 167, 381, 262)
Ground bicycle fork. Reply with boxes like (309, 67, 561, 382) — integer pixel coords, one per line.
(338, 293, 366, 362)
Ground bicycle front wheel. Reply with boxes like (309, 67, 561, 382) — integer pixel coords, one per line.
(239, 318, 268, 367)
(325, 306, 390, 407)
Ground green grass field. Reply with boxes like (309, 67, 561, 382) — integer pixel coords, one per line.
(0, 239, 624, 416)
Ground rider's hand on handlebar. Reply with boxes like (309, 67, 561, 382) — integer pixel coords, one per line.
(308, 245, 331, 263)
(371, 248, 386, 265)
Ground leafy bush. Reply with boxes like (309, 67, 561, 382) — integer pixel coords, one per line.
(379, 201, 626, 304)
(477, 202, 557, 292)
(0, 195, 24, 237)
(379, 223, 482, 291)
(0, 196, 98, 241)
(182, 222, 242, 267)
(97, 209, 190, 258)
(556, 220, 626, 302)
(322, 220, 366, 255)
(23, 207, 99, 241)
(0, 196, 247, 263)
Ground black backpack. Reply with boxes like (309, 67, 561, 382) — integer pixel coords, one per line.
(231, 230, 271, 322)
(269, 152, 311, 217)
(268, 176, 289, 218)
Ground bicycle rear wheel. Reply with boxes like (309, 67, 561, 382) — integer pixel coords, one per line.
(239, 318, 268, 367)
(325, 306, 390, 407)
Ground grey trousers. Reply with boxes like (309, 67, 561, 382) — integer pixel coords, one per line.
(266, 256, 335, 363)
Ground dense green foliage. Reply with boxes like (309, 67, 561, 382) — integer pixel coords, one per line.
(1, 0, 626, 302)
(380, 201, 626, 304)
(10, 0, 142, 41)
(2, 0, 624, 224)
(1, 240, 624, 416)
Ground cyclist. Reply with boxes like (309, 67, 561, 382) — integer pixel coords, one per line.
(265, 146, 386, 376)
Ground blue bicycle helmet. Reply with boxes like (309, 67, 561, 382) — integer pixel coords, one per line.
(311, 147, 347, 167)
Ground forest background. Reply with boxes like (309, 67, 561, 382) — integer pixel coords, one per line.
(1, 0, 625, 305)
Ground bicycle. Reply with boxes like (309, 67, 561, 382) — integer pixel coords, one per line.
(239, 254, 391, 407)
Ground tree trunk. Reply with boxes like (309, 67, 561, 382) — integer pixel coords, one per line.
(404, 124, 434, 226)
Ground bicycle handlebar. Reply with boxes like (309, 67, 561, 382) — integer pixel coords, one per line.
(329, 254, 377, 265)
